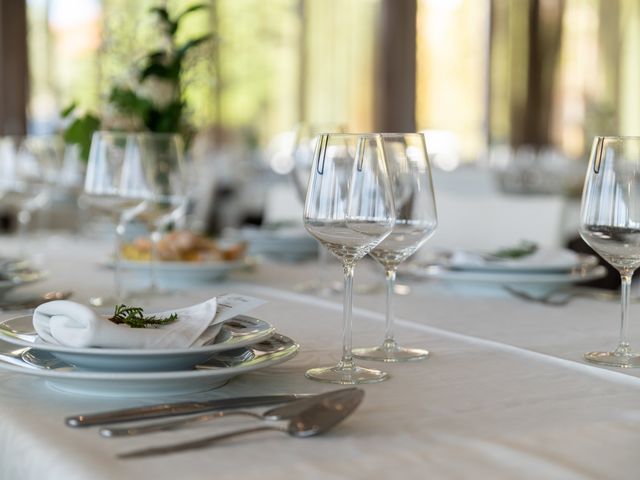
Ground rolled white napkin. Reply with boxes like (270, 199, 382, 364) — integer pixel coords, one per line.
(33, 298, 219, 349)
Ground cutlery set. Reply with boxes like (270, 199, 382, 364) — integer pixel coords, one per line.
(66, 388, 364, 458)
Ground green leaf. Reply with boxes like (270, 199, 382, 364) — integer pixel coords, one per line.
(176, 34, 212, 61)
(60, 102, 77, 118)
(150, 6, 177, 34)
(62, 114, 101, 162)
(175, 3, 208, 24)
(140, 62, 175, 81)
(109, 86, 152, 118)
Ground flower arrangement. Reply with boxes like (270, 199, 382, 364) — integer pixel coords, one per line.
(63, 3, 211, 160)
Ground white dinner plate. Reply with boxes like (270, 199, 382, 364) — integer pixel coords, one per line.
(239, 228, 318, 261)
(0, 333, 299, 397)
(105, 257, 254, 285)
(0, 315, 275, 372)
(400, 262, 607, 294)
(423, 249, 597, 274)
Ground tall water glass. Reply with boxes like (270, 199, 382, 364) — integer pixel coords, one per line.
(83, 132, 148, 302)
(135, 133, 187, 294)
(580, 136, 640, 367)
(353, 133, 437, 362)
(303, 133, 395, 384)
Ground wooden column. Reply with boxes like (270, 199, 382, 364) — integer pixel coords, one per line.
(375, 0, 417, 132)
(0, 0, 28, 135)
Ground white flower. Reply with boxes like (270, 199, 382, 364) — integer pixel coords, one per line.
(138, 77, 177, 110)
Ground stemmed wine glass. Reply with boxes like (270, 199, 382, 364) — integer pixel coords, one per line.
(0, 135, 62, 257)
(579, 136, 640, 367)
(134, 133, 187, 296)
(303, 133, 395, 384)
(291, 123, 344, 295)
(353, 133, 437, 362)
(83, 132, 149, 303)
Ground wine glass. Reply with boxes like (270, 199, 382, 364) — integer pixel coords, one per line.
(291, 123, 344, 295)
(134, 133, 187, 295)
(353, 133, 437, 362)
(303, 133, 395, 384)
(0, 135, 62, 257)
(83, 131, 149, 303)
(579, 136, 640, 367)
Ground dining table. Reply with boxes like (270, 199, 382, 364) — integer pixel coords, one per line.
(0, 232, 638, 479)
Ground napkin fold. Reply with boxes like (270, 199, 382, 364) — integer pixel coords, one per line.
(33, 298, 219, 349)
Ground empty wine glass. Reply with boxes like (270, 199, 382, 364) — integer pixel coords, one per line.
(83, 132, 149, 303)
(134, 133, 187, 295)
(0, 135, 63, 257)
(353, 133, 437, 362)
(579, 136, 640, 367)
(303, 133, 395, 384)
(291, 123, 344, 295)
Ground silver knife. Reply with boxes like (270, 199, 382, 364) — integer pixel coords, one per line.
(65, 394, 307, 427)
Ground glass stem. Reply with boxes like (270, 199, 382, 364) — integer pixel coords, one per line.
(383, 267, 398, 350)
(114, 219, 126, 302)
(616, 271, 633, 355)
(340, 262, 355, 369)
(149, 228, 162, 292)
(16, 208, 31, 259)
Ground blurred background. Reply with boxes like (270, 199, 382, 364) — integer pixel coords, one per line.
(0, 0, 638, 260)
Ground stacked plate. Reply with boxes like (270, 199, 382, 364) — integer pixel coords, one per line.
(0, 315, 299, 397)
(401, 248, 607, 294)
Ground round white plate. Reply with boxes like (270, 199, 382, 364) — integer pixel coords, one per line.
(0, 333, 299, 397)
(112, 257, 254, 284)
(425, 250, 597, 273)
(0, 315, 274, 372)
(239, 229, 318, 261)
(401, 263, 607, 294)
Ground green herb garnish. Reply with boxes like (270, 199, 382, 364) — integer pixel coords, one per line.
(490, 241, 538, 259)
(109, 304, 178, 329)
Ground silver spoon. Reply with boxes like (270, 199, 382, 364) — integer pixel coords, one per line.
(101, 387, 358, 437)
(118, 388, 364, 459)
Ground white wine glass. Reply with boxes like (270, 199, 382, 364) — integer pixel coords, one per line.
(291, 123, 343, 295)
(353, 133, 437, 362)
(0, 135, 62, 258)
(135, 133, 187, 296)
(303, 133, 395, 384)
(580, 135, 640, 367)
(83, 131, 149, 303)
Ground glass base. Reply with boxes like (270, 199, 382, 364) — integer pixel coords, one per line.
(305, 363, 389, 384)
(294, 280, 383, 296)
(293, 279, 340, 296)
(584, 350, 640, 368)
(352, 343, 430, 363)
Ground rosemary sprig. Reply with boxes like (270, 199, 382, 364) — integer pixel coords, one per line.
(109, 304, 178, 329)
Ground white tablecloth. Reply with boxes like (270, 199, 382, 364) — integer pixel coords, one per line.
(0, 234, 638, 479)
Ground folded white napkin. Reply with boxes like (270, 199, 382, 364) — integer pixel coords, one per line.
(449, 248, 579, 270)
(33, 298, 220, 349)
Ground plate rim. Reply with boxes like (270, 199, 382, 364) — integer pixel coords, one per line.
(0, 315, 275, 356)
